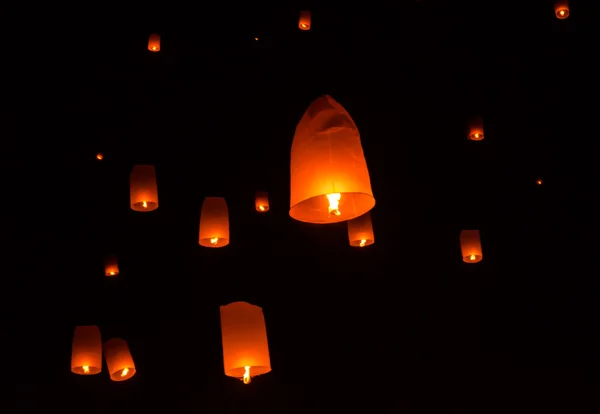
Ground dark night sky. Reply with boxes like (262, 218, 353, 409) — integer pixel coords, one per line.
(3, 1, 598, 412)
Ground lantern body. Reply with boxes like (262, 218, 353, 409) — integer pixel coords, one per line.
(468, 117, 484, 141)
(299, 11, 311, 30)
(103, 338, 136, 381)
(148, 34, 160, 51)
(104, 254, 119, 277)
(554, 0, 569, 19)
(348, 212, 375, 247)
(460, 229, 483, 263)
(130, 165, 159, 212)
(199, 197, 230, 247)
(220, 302, 271, 380)
(71, 325, 102, 375)
(255, 191, 269, 212)
(290, 95, 375, 224)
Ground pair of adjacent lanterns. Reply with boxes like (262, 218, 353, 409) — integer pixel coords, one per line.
(71, 326, 136, 381)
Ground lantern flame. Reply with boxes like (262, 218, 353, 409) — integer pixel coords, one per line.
(243, 366, 251, 384)
(359, 239, 367, 247)
(326, 193, 341, 216)
(259, 205, 265, 211)
(109, 271, 115, 275)
(83, 365, 90, 374)
(210, 237, 219, 245)
(142, 201, 147, 208)
(470, 254, 476, 261)
(121, 368, 129, 377)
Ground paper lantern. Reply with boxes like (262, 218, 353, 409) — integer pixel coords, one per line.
(290, 95, 375, 224)
(96, 153, 103, 160)
(299, 11, 311, 30)
(460, 230, 483, 263)
(104, 254, 119, 277)
(255, 191, 269, 212)
(71, 325, 102, 375)
(148, 34, 160, 52)
(103, 338, 136, 382)
(220, 301, 271, 384)
(348, 212, 375, 247)
(130, 165, 159, 212)
(554, 0, 569, 19)
(199, 197, 229, 247)
(468, 117, 484, 141)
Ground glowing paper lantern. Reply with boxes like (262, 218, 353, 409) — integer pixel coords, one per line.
(468, 117, 484, 141)
(104, 254, 119, 277)
(348, 212, 375, 247)
(460, 229, 483, 263)
(554, 0, 569, 19)
(255, 191, 269, 212)
(220, 301, 271, 384)
(130, 165, 159, 212)
(299, 11, 311, 30)
(290, 95, 375, 224)
(199, 197, 229, 247)
(71, 325, 102, 375)
(148, 34, 160, 52)
(103, 338, 136, 382)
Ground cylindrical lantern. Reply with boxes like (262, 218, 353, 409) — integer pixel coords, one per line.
(220, 301, 271, 384)
(554, 0, 569, 19)
(71, 325, 102, 375)
(290, 95, 375, 224)
(347, 212, 375, 247)
(299, 11, 311, 30)
(103, 338, 136, 382)
(130, 165, 159, 212)
(460, 229, 483, 263)
(148, 34, 160, 51)
(255, 191, 269, 212)
(199, 197, 230, 247)
(104, 254, 119, 277)
(468, 117, 484, 141)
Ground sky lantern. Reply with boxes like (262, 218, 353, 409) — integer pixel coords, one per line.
(347, 212, 375, 247)
(220, 301, 271, 384)
(96, 153, 103, 160)
(103, 338, 136, 381)
(199, 197, 230, 247)
(468, 117, 484, 141)
(255, 191, 269, 212)
(289, 95, 375, 224)
(104, 254, 119, 277)
(554, 1, 569, 19)
(130, 165, 159, 212)
(299, 11, 311, 30)
(71, 325, 102, 375)
(460, 230, 483, 263)
(148, 34, 160, 52)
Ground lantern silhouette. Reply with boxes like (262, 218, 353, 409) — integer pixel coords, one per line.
(255, 191, 269, 212)
(468, 117, 484, 141)
(290, 95, 375, 224)
(130, 165, 159, 212)
(103, 338, 136, 381)
(71, 325, 102, 375)
(104, 254, 119, 277)
(554, 0, 569, 19)
(460, 230, 483, 263)
(199, 197, 229, 247)
(220, 301, 271, 384)
(299, 11, 311, 30)
(348, 212, 375, 247)
(148, 34, 160, 51)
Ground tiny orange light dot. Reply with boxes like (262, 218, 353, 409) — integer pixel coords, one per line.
(536, 179, 543, 185)
(254, 37, 259, 41)
(96, 153, 103, 160)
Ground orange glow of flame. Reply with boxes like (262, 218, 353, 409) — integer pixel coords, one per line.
(142, 201, 147, 208)
(470, 254, 476, 261)
(301, 24, 307, 28)
(254, 37, 259, 41)
(259, 205, 265, 211)
(96, 153, 103, 160)
(152, 46, 157, 50)
(83, 365, 90, 374)
(536, 179, 543, 185)
(559, 10, 565, 16)
(109, 271, 115, 275)
(121, 368, 129, 377)
(210, 237, 219, 245)
(326, 193, 341, 216)
(359, 239, 366, 247)
(243, 366, 251, 384)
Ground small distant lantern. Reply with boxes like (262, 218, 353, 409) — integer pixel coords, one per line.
(199, 197, 230, 248)
(348, 212, 375, 247)
(554, 0, 569, 19)
(130, 165, 159, 212)
(71, 325, 102, 375)
(105, 254, 119, 277)
(299, 11, 311, 30)
(148, 34, 160, 52)
(255, 191, 269, 212)
(96, 153, 103, 160)
(220, 301, 271, 384)
(460, 230, 483, 263)
(468, 117, 484, 141)
(290, 95, 375, 224)
(103, 338, 136, 382)
(536, 179, 543, 185)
